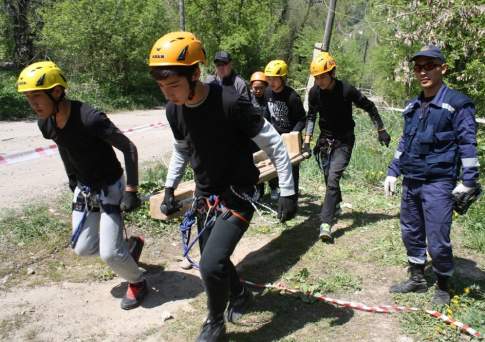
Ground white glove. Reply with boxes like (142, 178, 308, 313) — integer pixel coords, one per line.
(452, 183, 473, 195)
(384, 176, 397, 196)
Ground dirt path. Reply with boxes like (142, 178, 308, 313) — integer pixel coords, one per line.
(0, 229, 412, 342)
(0, 109, 173, 211)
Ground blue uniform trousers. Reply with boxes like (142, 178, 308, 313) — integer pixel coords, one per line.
(400, 178, 455, 276)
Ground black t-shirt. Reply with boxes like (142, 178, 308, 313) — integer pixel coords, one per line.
(307, 79, 383, 137)
(264, 86, 306, 134)
(38, 101, 136, 188)
(166, 84, 265, 196)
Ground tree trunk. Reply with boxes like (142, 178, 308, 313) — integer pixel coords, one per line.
(4, 0, 34, 68)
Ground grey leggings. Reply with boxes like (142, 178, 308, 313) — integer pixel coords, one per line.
(71, 177, 144, 283)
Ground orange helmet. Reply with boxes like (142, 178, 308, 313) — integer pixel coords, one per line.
(149, 31, 206, 67)
(250, 71, 267, 84)
(310, 52, 337, 77)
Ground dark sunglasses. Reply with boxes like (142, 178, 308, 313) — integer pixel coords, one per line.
(215, 62, 229, 67)
(413, 63, 441, 72)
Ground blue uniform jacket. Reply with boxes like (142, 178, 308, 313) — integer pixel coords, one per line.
(388, 84, 479, 186)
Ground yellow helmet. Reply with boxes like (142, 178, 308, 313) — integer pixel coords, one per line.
(250, 71, 267, 84)
(17, 61, 67, 93)
(310, 52, 337, 77)
(264, 60, 288, 77)
(149, 31, 206, 67)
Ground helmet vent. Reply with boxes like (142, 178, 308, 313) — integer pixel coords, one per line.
(36, 74, 46, 86)
(177, 46, 189, 61)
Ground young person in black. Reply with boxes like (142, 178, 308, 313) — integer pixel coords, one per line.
(148, 32, 297, 342)
(16, 61, 147, 310)
(264, 59, 307, 200)
(304, 52, 391, 242)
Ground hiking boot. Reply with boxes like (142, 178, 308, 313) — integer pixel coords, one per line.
(432, 276, 450, 305)
(225, 286, 253, 323)
(270, 188, 280, 201)
(319, 223, 333, 243)
(121, 279, 147, 310)
(390, 263, 427, 293)
(196, 316, 225, 342)
(127, 235, 144, 264)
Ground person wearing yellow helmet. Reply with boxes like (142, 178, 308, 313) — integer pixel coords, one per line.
(304, 51, 391, 243)
(149, 32, 297, 342)
(17, 61, 147, 310)
(264, 59, 306, 200)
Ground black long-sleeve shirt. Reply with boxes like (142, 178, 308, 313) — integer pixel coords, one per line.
(38, 101, 138, 189)
(265, 86, 306, 134)
(306, 80, 384, 138)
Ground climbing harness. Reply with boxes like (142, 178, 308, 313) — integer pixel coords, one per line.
(180, 195, 224, 268)
(70, 185, 100, 249)
(314, 137, 334, 172)
(179, 186, 279, 268)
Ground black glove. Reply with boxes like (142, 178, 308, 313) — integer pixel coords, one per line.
(302, 142, 312, 157)
(378, 129, 391, 147)
(277, 194, 298, 222)
(453, 183, 482, 215)
(120, 191, 141, 212)
(160, 187, 181, 215)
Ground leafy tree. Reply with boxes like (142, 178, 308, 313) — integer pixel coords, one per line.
(366, 0, 484, 114)
(38, 0, 176, 107)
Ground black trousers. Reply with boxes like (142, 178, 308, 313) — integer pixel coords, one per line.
(319, 137, 354, 224)
(197, 188, 254, 319)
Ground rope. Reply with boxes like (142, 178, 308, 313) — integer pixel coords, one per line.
(179, 195, 222, 269)
(240, 279, 482, 339)
(229, 185, 279, 226)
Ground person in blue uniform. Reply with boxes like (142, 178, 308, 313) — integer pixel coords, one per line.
(384, 45, 480, 305)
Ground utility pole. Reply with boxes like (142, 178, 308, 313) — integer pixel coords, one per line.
(304, 0, 338, 110)
(179, 0, 185, 31)
(321, 0, 337, 51)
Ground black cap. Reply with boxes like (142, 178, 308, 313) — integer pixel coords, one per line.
(411, 45, 445, 63)
(214, 51, 231, 63)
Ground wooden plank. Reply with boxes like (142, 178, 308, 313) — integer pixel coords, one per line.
(150, 131, 305, 220)
(149, 183, 195, 220)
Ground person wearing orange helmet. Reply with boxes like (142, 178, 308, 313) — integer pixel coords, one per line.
(16, 61, 146, 310)
(149, 32, 297, 341)
(249, 71, 268, 111)
(264, 60, 307, 200)
(305, 52, 391, 243)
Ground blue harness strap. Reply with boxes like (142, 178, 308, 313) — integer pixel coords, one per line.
(179, 195, 222, 269)
(70, 186, 100, 249)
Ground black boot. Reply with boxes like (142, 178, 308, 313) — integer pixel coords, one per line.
(196, 315, 225, 342)
(432, 275, 451, 305)
(225, 286, 253, 323)
(390, 263, 428, 293)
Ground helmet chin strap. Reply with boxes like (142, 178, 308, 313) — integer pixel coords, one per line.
(46, 89, 65, 126)
(188, 77, 199, 101)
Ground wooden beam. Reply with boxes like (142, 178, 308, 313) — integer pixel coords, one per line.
(149, 132, 305, 220)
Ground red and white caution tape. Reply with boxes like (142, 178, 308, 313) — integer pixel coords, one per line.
(0, 121, 169, 166)
(241, 279, 482, 339)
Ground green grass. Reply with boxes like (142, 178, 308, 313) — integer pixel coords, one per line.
(0, 109, 483, 340)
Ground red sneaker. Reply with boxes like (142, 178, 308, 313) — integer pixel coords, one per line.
(121, 279, 147, 310)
